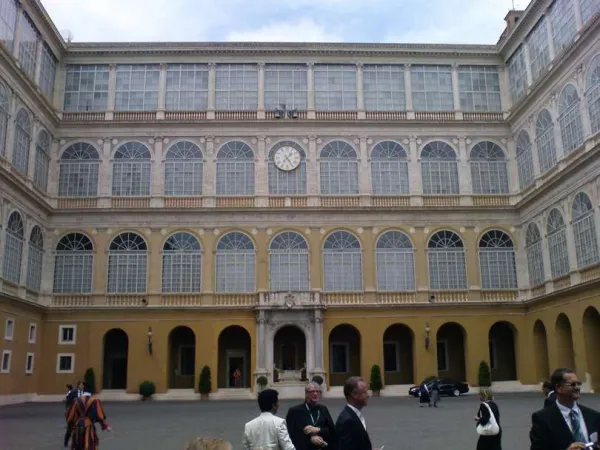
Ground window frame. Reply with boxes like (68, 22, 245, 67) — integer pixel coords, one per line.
(56, 353, 75, 374)
(4, 318, 15, 341)
(1, 349, 12, 373)
(25, 352, 34, 374)
(58, 325, 77, 345)
(329, 341, 350, 374)
(28, 322, 37, 344)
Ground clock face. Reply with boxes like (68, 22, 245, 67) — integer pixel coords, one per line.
(273, 146, 301, 172)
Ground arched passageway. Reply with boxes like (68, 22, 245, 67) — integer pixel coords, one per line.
(168, 326, 196, 389)
(382, 324, 414, 385)
(436, 323, 467, 382)
(218, 325, 252, 389)
(488, 322, 517, 381)
(102, 328, 129, 390)
(329, 324, 361, 387)
(533, 320, 550, 382)
(583, 307, 600, 391)
(555, 314, 575, 370)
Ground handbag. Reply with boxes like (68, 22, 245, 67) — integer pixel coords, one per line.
(476, 402, 500, 436)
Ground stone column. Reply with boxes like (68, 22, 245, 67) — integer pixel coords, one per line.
(46, 138, 59, 199)
(106, 64, 117, 120)
(408, 136, 421, 200)
(157, 63, 167, 119)
(358, 136, 370, 203)
(203, 136, 216, 207)
(451, 63, 462, 118)
(150, 137, 164, 207)
(457, 136, 472, 195)
(307, 62, 315, 119)
(541, 230, 553, 285)
(34, 39, 43, 85)
(356, 63, 365, 119)
(545, 12, 556, 62)
(515, 228, 530, 289)
(307, 135, 319, 204)
(505, 137, 519, 195)
(257, 63, 265, 119)
(498, 66, 511, 113)
(404, 64, 413, 117)
(256, 310, 267, 370)
(97, 138, 112, 207)
(565, 220, 580, 276)
(207, 63, 216, 119)
(255, 136, 267, 204)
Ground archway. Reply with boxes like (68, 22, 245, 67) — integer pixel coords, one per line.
(533, 320, 550, 382)
(102, 329, 128, 390)
(382, 324, 414, 385)
(555, 314, 575, 370)
(488, 322, 517, 381)
(168, 326, 196, 389)
(436, 323, 466, 382)
(583, 307, 600, 391)
(274, 325, 306, 374)
(218, 325, 252, 389)
(328, 324, 361, 387)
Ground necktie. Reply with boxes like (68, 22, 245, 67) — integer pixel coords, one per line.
(569, 410, 586, 443)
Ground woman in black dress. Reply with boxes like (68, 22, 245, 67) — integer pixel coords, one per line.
(474, 388, 501, 450)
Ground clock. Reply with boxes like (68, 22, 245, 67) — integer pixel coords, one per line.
(273, 146, 301, 172)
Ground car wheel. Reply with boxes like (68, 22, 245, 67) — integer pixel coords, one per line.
(453, 389, 460, 397)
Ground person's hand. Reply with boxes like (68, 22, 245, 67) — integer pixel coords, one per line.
(473, 416, 479, 422)
(310, 436, 324, 446)
(567, 443, 586, 450)
(105, 426, 112, 432)
(304, 426, 319, 435)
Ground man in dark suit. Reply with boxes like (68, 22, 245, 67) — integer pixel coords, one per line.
(542, 380, 557, 408)
(335, 376, 380, 450)
(286, 382, 336, 450)
(530, 367, 600, 450)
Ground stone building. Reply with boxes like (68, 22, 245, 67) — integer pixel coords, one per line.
(0, 0, 599, 404)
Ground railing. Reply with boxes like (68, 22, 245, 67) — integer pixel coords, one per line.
(164, 111, 207, 121)
(62, 111, 105, 122)
(164, 197, 203, 208)
(462, 112, 504, 121)
(57, 197, 98, 209)
(114, 111, 155, 121)
(315, 111, 358, 120)
(472, 195, 511, 206)
(415, 111, 455, 121)
(480, 290, 518, 302)
(365, 111, 407, 120)
(216, 196, 254, 208)
(111, 197, 151, 208)
(215, 111, 257, 120)
(372, 196, 410, 207)
(422, 195, 460, 207)
(321, 196, 360, 207)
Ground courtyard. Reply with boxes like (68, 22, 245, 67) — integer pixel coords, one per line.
(1, 393, 600, 449)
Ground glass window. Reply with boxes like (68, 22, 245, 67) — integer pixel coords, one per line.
(411, 65, 453, 111)
(478, 230, 517, 289)
(164, 141, 203, 196)
(535, 109, 557, 174)
(558, 84, 584, 155)
(516, 131, 534, 190)
(572, 193, 599, 268)
(0, 0, 17, 50)
(319, 141, 359, 195)
(115, 64, 160, 111)
(0, 82, 9, 157)
(3, 212, 24, 284)
(427, 230, 468, 290)
(376, 231, 414, 292)
(547, 209, 570, 278)
(53, 233, 94, 294)
(39, 43, 57, 100)
(162, 232, 202, 293)
(527, 18, 551, 82)
(323, 231, 362, 292)
(384, 342, 399, 372)
(458, 66, 502, 112)
(111, 142, 152, 197)
(107, 232, 148, 293)
(549, 0, 577, 55)
(215, 232, 255, 293)
(215, 64, 258, 111)
(264, 64, 307, 110)
(215, 141, 255, 196)
(587, 55, 600, 135)
(58, 143, 100, 197)
(525, 223, 545, 286)
(64, 65, 110, 112)
(363, 65, 405, 111)
(268, 141, 307, 195)
(269, 232, 309, 291)
(12, 108, 30, 175)
(469, 141, 509, 194)
(507, 46, 528, 103)
(420, 141, 459, 195)
(580, 0, 600, 24)
(17, 12, 37, 79)
(33, 130, 50, 192)
(314, 65, 357, 111)
(166, 64, 208, 111)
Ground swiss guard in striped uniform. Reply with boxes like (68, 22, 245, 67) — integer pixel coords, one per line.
(65, 383, 112, 450)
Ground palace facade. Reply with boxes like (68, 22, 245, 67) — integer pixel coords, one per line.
(1, 0, 600, 404)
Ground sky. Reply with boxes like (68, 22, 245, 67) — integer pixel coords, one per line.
(40, 0, 529, 45)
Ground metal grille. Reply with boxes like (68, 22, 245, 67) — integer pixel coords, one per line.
(572, 192, 599, 268)
(264, 64, 308, 110)
(12, 109, 31, 175)
(268, 141, 307, 195)
(421, 141, 459, 195)
(371, 141, 409, 195)
(162, 232, 202, 293)
(470, 141, 509, 194)
(526, 223, 545, 286)
(216, 141, 254, 195)
(17, 12, 37, 79)
(314, 65, 357, 111)
(535, 109, 557, 174)
(164, 141, 203, 196)
(527, 18, 551, 82)
(319, 141, 359, 195)
(107, 233, 148, 293)
(26, 226, 43, 292)
(478, 230, 517, 289)
(166, 64, 208, 111)
(115, 64, 160, 111)
(323, 231, 362, 292)
(547, 209, 570, 278)
(363, 65, 405, 111)
(516, 131, 534, 189)
(558, 84, 584, 154)
(33, 130, 50, 192)
(427, 230, 467, 290)
(508, 46, 528, 103)
(215, 64, 258, 111)
(588, 55, 600, 135)
(376, 231, 415, 291)
(549, 0, 577, 55)
(53, 233, 94, 293)
(63, 65, 110, 112)
(411, 65, 454, 111)
(0, 82, 9, 157)
(112, 142, 151, 197)
(3, 212, 24, 284)
(215, 232, 255, 293)
(59, 143, 100, 197)
(458, 66, 501, 112)
(269, 231, 309, 291)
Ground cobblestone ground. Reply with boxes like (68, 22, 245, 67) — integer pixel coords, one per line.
(1, 393, 599, 450)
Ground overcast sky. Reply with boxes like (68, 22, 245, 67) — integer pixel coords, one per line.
(40, 0, 529, 45)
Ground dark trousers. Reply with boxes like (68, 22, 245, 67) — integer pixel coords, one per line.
(64, 426, 72, 447)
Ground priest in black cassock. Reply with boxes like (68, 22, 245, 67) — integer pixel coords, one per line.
(286, 381, 337, 450)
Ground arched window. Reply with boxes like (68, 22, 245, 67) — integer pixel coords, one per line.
(516, 131, 534, 189)
(420, 141, 459, 195)
(111, 142, 152, 197)
(269, 231, 309, 291)
(162, 232, 202, 293)
(26, 226, 43, 292)
(216, 142, 255, 195)
(12, 109, 31, 174)
(580, 0, 600, 24)
(53, 233, 94, 293)
(319, 141, 359, 195)
(586, 54, 600, 135)
(470, 142, 509, 194)
(268, 141, 307, 195)
(164, 141, 203, 196)
(33, 130, 50, 192)
(558, 84, 584, 154)
(107, 232, 148, 293)
(3, 212, 24, 284)
(525, 223, 545, 286)
(375, 230, 415, 291)
(370, 141, 409, 195)
(323, 231, 362, 292)
(58, 143, 100, 197)
(216, 232, 255, 293)
(535, 109, 557, 174)
(478, 230, 517, 289)
(0, 82, 9, 157)
(427, 230, 467, 290)
(547, 209, 570, 278)
(572, 192, 599, 268)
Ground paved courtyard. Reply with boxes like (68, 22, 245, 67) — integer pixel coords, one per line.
(1, 393, 599, 450)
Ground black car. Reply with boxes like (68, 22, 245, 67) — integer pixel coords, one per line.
(408, 376, 469, 397)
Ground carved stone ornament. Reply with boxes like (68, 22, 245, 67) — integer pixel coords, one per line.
(284, 293, 295, 309)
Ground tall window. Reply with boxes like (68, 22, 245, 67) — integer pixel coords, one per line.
(420, 141, 459, 195)
(17, 12, 37, 79)
(58, 143, 100, 197)
(215, 232, 255, 293)
(516, 131, 534, 189)
(547, 209, 570, 278)
(363, 65, 405, 111)
(478, 230, 517, 289)
(215, 64, 258, 111)
(107, 232, 148, 293)
(3, 211, 24, 284)
(458, 66, 502, 112)
(39, 43, 57, 100)
(115, 64, 160, 111)
(0, 82, 9, 157)
(33, 130, 50, 192)
(63, 65, 110, 112)
(411, 65, 453, 111)
(162, 232, 202, 293)
(535, 109, 557, 174)
(269, 231, 309, 291)
(572, 192, 599, 268)
(558, 84, 584, 154)
(470, 142, 509, 194)
(376, 230, 415, 292)
(314, 65, 357, 111)
(549, 0, 577, 55)
(26, 226, 43, 292)
(216, 141, 254, 195)
(526, 223, 545, 286)
(370, 141, 409, 195)
(527, 18, 551, 82)
(165, 64, 209, 111)
(319, 141, 359, 195)
(508, 46, 528, 103)
(268, 141, 306, 195)
(580, 0, 600, 23)
(264, 64, 308, 110)
(164, 141, 203, 196)
(111, 142, 152, 197)
(323, 231, 362, 292)
(53, 233, 94, 293)
(427, 230, 467, 290)
(12, 108, 31, 175)
(0, 0, 17, 49)
(587, 55, 600, 135)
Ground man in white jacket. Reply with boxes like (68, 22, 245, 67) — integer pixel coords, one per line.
(244, 388, 296, 450)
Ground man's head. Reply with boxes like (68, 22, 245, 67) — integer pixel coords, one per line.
(76, 380, 83, 390)
(258, 389, 279, 414)
(550, 368, 581, 404)
(542, 381, 553, 396)
(305, 382, 322, 406)
(343, 376, 369, 410)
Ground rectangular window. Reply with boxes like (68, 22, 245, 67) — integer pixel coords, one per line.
(580, 0, 600, 24)
(64, 65, 110, 112)
(457, 66, 502, 112)
(28, 323, 36, 344)
(4, 318, 14, 340)
(58, 325, 76, 344)
(264, 64, 308, 110)
(363, 65, 405, 111)
(165, 64, 209, 111)
(330, 343, 349, 373)
(39, 43, 57, 100)
(549, 0, 577, 55)
(1, 349, 11, 373)
(17, 11, 38, 80)
(437, 341, 448, 371)
(25, 352, 34, 374)
(411, 65, 453, 111)
(215, 64, 258, 111)
(115, 64, 160, 111)
(0, 0, 17, 50)
(314, 65, 357, 111)
(527, 18, 551, 83)
(507, 46, 528, 103)
(489, 339, 497, 370)
(56, 353, 74, 373)
(383, 342, 399, 372)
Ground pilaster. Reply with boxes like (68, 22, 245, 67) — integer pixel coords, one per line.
(358, 136, 370, 196)
(157, 63, 167, 118)
(307, 62, 315, 119)
(203, 136, 216, 200)
(54, 63, 66, 112)
(200, 229, 214, 293)
(408, 136, 421, 197)
(505, 137, 519, 195)
(528, 114, 542, 177)
(26, 116, 38, 181)
(255, 136, 267, 197)
(257, 62, 265, 119)
(150, 137, 164, 198)
(523, 43, 533, 89)
(33, 39, 43, 85)
(312, 309, 324, 373)
(361, 227, 375, 291)
(545, 12, 556, 62)
(307, 135, 319, 196)
(146, 229, 161, 294)
(256, 310, 267, 370)
(106, 64, 116, 119)
(515, 230, 530, 289)
(457, 136, 472, 195)
(11, 4, 22, 59)
(356, 63, 365, 119)
(4, 92, 19, 164)
(308, 228, 322, 290)
(498, 66, 511, 113)
(207, 63, 216, 119)
(40, 231, 56, 295)
(98, 138, 112, 200)
(18, 218, 31, 290)
(573, 0, 583, 32)
(404, 64, 413, 114)
(451, 63, 461, 116)
(255, 229, 268, 291)
(93, 230, 110, 293)
(541, 233, 553, 285)
(565, 222, 579, 274)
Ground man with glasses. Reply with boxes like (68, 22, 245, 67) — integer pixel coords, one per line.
(286, 381, 336, 450)
(530, 367, 600, 450)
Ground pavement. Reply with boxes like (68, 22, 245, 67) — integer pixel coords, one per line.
(1, 393, 599, 450)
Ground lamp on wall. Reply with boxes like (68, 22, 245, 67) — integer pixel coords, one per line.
(147, 327, 153, 355)
(424, 323, 431, 350)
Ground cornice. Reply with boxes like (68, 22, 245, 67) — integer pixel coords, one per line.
(497, 0, 546, 57)
(27, 0, 67, 56)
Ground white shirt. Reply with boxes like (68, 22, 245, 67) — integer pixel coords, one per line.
(347, 404, 366, 430)
(556, 401, 589, 442)
(243, 411, 295, 450)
